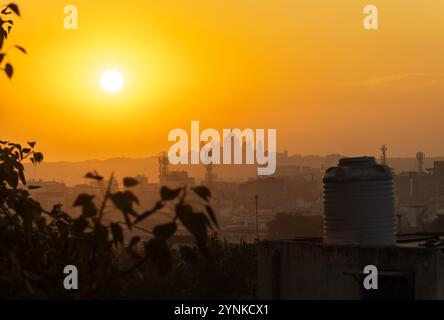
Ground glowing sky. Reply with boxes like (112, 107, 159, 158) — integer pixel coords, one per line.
(1, 0, 444, 161)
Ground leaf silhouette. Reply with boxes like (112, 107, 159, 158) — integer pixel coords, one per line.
(0, 31, 4, 49)
(110, 223, 124, 246)
(73, 193, 97, 217)
(153, 222, 177, 239)
(123, 177, 139, 188)
(7, 3, 20, 17)
(160, 186, 181, 201)
(14, 45, 26, 54)
(134, 201, 163, 223)
(192, 186, 211, 201)
(33, 152, 43, 163)
(85, 170, 103, 181)
(111, 192, 139, 226)
(177, 204, 208, 243)
(73, 193, 95, 207)
(205, 205, 218, 228)
(5, 63, 13, 79)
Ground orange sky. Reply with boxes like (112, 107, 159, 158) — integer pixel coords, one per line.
(1, 0, 444, 161)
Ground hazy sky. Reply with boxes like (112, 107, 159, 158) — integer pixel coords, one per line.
(1, 0, 444, 161)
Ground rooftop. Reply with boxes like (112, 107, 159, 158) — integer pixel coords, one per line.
(266, 233, 444, 249)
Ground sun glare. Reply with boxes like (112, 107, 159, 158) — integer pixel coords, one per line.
(100, 70, 125, 93)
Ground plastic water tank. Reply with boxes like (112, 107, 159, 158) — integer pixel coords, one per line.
(323, 156, 395, 246)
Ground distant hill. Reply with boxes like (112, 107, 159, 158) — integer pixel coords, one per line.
(23, 156, 258, 186)
(23, 154, 444, 186)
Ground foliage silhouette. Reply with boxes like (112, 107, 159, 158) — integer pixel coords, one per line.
(111, 237, 257, 299)
(0, 3, 222, 299)
(0, 3, 26, 79)
(0, 141, 217, 298)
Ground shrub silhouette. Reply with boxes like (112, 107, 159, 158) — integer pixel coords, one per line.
(112, 237, 257, 299)
(0, 141, 217, 298)
(1, 3, 218, 299)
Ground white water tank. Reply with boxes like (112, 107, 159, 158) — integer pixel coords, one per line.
(323, 156, 395, 246)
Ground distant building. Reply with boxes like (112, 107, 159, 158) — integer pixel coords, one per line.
(29, 180, 67, 210)
(394, 161, 444, 232)
(159, 171, 195, 188)
(273, 165, 301, 177)
(238, 176, 321, 213)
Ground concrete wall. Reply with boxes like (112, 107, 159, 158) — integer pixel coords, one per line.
(258, 240, 442, 300)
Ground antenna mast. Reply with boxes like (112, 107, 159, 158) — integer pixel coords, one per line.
(158, 152, 169, 178)
(380, 144, 388, 166)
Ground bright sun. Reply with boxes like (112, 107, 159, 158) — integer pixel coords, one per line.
(100, 70, 125, 93)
